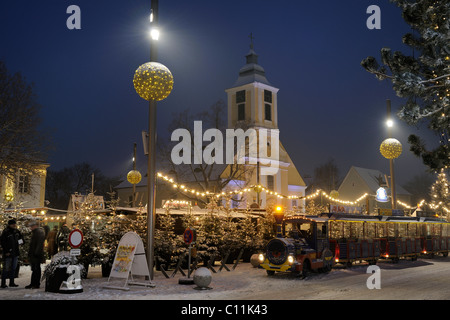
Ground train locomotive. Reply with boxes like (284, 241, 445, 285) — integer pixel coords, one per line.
(259, 208, 450, 277)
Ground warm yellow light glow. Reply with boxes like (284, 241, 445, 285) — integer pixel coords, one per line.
(133, 62, 174, 101)
(380, 138, 402, 159)
(386, 119, 393, 127)
(127, 170, 142, 185)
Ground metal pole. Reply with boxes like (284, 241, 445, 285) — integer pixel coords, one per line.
(132, 143, 137, 207)
(386, 99, 397, 209)
(147, 0, 159, 281)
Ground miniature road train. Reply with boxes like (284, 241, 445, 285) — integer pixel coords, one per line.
(259, 212, 450, 276)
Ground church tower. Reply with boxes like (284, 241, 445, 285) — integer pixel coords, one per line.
(225, 42, 279, 131)
(223, 40, 307, 211)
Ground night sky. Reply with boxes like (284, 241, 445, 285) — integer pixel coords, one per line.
(0, 0, 439, 189)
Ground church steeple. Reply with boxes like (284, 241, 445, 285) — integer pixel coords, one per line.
(226, 37, 279, 130)
(233, 36, 271, 88)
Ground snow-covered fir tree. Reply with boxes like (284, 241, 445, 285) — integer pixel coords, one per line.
(429, 168, 450, 218)
(361, 0, 450, 171)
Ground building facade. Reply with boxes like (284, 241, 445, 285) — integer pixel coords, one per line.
(0, 163, 49, 210)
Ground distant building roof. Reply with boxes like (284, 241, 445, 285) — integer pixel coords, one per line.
(340, 166, 411, 195)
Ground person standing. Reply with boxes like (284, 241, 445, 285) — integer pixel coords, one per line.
(0, 219, 23, 288)
(46, 225, 58, 258)
(57, 223, 70, 252)
(25, 220, 45, 289)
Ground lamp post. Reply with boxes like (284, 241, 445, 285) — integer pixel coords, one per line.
(133, 0, 173, 281)
(380, 99, 402, 210)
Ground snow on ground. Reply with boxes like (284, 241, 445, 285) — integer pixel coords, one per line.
(1, 256, 450, 300)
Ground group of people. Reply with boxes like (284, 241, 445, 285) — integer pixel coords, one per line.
(0, 219, 71, 289)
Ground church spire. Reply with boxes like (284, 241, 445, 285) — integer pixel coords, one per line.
(232, 34, 271, 87)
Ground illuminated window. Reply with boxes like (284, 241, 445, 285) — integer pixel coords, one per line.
(18, 175, 29, 194)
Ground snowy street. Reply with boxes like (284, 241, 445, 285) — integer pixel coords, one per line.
(1, 255, 450, 300)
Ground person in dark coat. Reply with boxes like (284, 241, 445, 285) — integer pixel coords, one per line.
(25, 220, 46, 289)
(0, 219, 23, 288)
(46, 226, 58, 257)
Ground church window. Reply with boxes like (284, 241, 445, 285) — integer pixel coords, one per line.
(265, 104, 272, 121)
(238, 104, 245, 121)
(264, 90, 272, 103)
(18, 175, 29, 194)
(267, 175, 274, 191)
(236, 90, 246, 103)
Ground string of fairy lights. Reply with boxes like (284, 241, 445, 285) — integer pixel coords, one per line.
(156, 171, 449, 213)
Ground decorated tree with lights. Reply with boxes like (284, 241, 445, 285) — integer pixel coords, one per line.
(361, 0, 450, 171)
(429, 169, 450, 217)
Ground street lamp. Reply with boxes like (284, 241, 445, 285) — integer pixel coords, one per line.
(273, 205, 284, 238)
(132, 0, 173, 281)
(380, 99, 402, 210)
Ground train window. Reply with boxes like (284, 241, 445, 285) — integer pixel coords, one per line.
(353, 222, 363, 239)
(443, 224, 448, 237)
(330, 221, 343, 239)
(424, 224, 431, 237)
(376, 223, 386, 238)
(434, 224, 441, 236)
(316, 222, 327, 239)
(298, 223, 313, 240)
(387, 223, 395, 238)
(408, 224, 417, 237)
(343, 221, 351, 238)
(366, 222, 376, 239)
(398, 224, 407, 237)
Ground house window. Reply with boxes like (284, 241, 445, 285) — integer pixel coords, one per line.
(265, 104, 272, 121)
(236, 90, 246, 103)
(238, 104, 245, 121)
(18, 175, 29, 194)
(264, 90, 272, 103)
(267, 175, 274, 191)
(292, 200, 298, 207)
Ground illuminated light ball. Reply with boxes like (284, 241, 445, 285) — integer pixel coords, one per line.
(127, 170, 142, 185)
(4, 193, 14, 202)
(330, 190, 339, 199)
(133, 62, 173, 101)
(380, 138, 402, 159)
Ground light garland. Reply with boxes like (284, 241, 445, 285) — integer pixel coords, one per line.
(156, 172, 370, 205)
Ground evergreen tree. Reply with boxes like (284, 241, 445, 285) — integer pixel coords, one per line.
(361, 0, 450, 171)
(429, 169, 450, 218)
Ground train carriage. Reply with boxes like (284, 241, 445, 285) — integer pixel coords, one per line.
(259, 210, 450, 276)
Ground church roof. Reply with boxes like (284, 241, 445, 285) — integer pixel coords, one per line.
(232, 45, 271, 88)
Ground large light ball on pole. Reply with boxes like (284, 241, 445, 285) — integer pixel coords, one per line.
(380, 138, 402, 159)
(133, 62, 174, 101)
(127, 170, 142, 185)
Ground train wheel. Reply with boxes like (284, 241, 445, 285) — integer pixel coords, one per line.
(266, 270, 275, 276)
(320, 264, 332, 273)
(442, 252, 448, 257)
(301, 260, 311, 279)
(345, 261, 352, 268)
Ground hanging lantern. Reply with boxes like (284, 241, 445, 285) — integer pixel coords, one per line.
(133, 62, 174, 101)
(380, 138, 402, 159)
(127, 170, 142, 185)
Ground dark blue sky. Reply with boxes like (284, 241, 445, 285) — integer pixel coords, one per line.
(0, 0, 439, 189)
